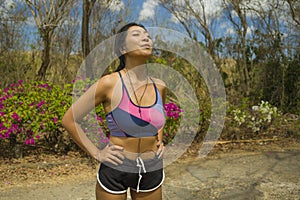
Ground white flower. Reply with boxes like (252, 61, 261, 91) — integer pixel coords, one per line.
(252, 106, 259, 111)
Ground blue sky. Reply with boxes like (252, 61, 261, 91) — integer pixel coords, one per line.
(1, 0, 296, 50)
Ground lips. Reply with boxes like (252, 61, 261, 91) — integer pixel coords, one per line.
(141, 44, 151, 49)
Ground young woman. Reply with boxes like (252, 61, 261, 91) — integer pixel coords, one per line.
(62, 22, 166, 200)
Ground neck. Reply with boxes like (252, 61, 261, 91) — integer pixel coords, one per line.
(125, 55, 147, 70)
(124, 57, 148, 80)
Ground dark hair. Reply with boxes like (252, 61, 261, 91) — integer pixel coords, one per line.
(114, 22, 147, 72)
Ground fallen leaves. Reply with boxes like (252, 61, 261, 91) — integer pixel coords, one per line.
(0, 151, 97, 190)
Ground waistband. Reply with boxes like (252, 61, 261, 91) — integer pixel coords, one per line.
(101, 154, 163, 174)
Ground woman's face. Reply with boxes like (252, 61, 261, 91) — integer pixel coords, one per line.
(122, 26, 153, 58)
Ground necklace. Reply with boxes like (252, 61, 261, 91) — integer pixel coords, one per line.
(124, 67, 149, 119)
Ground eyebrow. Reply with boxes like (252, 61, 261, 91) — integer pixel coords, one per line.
(130, 29, 148, 34)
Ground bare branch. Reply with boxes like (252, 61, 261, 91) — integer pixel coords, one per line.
(287, 0, 300, 25)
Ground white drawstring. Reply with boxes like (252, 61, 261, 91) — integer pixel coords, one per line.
(136, 156, 147, 192)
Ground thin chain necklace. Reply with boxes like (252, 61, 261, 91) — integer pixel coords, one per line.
(124, 67, 149, 119)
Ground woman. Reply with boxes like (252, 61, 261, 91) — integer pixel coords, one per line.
(62, 22, 166, 200)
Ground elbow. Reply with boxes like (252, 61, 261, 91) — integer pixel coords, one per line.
(61, 116, 67, 128)
(61, 113, 71, 129)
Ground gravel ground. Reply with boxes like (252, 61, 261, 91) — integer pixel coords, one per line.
(1, 140, 299, 200)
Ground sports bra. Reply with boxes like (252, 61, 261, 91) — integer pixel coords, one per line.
(105, 71, 165, 137)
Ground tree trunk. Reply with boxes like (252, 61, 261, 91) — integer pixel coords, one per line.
(37, 35, 51, 80)
(82, 0, 91, 58)
(82, 0, 96, 80)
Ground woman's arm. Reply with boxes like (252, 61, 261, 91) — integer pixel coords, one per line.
(62, 75, 124, 164)
(156, 79, 167, 158)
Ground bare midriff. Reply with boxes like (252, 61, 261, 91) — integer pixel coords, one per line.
(109, 136, 158, 160)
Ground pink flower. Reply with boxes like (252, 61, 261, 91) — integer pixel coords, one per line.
(53, 117, 58, 124)
(30, 138, 35, 145)
(164, 102, 183, 119)
(25, 138, 30, 145)
(96, 115, 103, 122)
(25, 138, 35, 145)
(38, 83, 49, 88)
(37, 100, 45, 108)
(10, 124, 19, 132)
(35, 134, 40, 139)
(173, 113, 179, 118)
(12, 112, 21, 122)
(101, 138, 109, 143)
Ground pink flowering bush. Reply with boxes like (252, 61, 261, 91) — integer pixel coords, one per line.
(0, 79, 183, 155)
(163, 102, 184, 145)
(72, 78, 110, 149)
(0, 80, 72, 147)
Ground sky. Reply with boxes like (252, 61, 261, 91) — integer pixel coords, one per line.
(1, 0, 295, 48)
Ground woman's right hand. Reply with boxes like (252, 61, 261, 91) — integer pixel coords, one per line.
(97, 144, 125, 166)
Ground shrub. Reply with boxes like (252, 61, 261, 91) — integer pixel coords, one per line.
(227, 99, 282, 139)
(163, 102, 184, 144)
(0, 79, 183, 154)
(0, 80, 72, 148)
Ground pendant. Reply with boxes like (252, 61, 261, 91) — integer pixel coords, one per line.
(139, 107, 142, 119)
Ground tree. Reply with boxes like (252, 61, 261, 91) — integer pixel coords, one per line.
(244, 0, 295, 108)
(286, 0, 300, 25)
(222, 0, 250, 96)
(24, 0, 75, 80)
(52, 6, 81, 83)
(0, 0, 27, 87)
(81, 0, 96, 61)
(160, 0, 222, 59)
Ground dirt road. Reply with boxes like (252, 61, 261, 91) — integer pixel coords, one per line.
(1, 142, 299, 200)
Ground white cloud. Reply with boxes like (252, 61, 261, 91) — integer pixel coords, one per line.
(2, 0, 15, 7)
(0, 0, 16, 14)
(169, 0, 223, 23)
(25, 16, 36, 28)
(202, 0, 223, 17)
(246, 25, 255, 37)
(225, 27, 235, 35)
(138, 0, 160, 21)
(109, 0, 124, 12)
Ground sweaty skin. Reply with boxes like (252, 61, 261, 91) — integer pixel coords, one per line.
(109, 136, 159, 160)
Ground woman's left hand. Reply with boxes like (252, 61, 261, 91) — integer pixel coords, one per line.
(156, 140, 165, 159)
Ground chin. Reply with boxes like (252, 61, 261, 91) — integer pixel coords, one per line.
(129, 50, 152, 58)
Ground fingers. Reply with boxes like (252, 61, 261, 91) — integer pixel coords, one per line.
(100, 144, 125, 165)
(106, 155, 123, 166)
(156, 141, 165, 159)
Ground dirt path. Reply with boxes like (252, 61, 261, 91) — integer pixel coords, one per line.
(1, 141, 299, 200)
(164, 150, 300, 200)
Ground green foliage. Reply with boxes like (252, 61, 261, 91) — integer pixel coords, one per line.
(162, 102, 184, 144)
(0, 80, 72, 146)
(149, 54, 211, 142)
(284, 58, 300, 114)
(226, 99, 283, 139)
(0, 78, 184, 152)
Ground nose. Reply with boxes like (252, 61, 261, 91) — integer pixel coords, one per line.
(142, 36, 149, 42)
(142, 33, 151, 41)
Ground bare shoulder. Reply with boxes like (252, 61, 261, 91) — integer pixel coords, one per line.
(96, 72, 119, 89)
(151, 77, 166, 103)
(151, 77, 166, 89)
